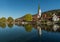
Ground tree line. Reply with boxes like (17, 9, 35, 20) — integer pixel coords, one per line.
(0, 17, 14, 24)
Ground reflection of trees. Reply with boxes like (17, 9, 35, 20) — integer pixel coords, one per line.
(32, 24, 37, 29)
(8, 24, 13, 28)
(0, 23, 6, 28)
(41, 24, 60, 32)
(24, 24, 32, 32)
(41, 24, 53, 32)
(15, 24, 24, 27)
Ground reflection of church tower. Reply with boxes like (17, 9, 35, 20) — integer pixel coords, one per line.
(37, 26, 42, 36)
(37, 5, 41, 18)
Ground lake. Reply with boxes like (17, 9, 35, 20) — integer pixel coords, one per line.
(0, 23, 60, 42)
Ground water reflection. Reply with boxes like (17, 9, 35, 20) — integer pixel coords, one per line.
(53, 24, 59, 31)
(0, 23, 6, 28)
(0, 23, 60, 36)
(15, 24, 60, 36)
(0, 23, 14, 28)
(40, 24, 60, 32)
(0, 23, 60, 42)
(15, 24, 42, 36)
(37, 26, 42, 36)
(8, 24, 13, 28)
(24, 24, 32, 32)
(0, 23, 60, 33)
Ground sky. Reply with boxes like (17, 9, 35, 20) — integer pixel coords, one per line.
(0, 0, 60, 19)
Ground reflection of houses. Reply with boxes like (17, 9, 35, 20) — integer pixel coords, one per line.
(41, 24, 60, 32)
(53, 24, 59, 31)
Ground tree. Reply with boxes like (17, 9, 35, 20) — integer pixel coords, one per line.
(24, 14, 32, 21)
(0, 17, 6, 23)
(7, 17, 14, 23)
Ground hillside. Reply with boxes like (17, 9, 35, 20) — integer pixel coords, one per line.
(42, 9, 60, 16)
(16, 9, 60, 20)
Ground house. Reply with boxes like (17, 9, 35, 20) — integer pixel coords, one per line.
(42, 14, 47, 19)
(41, 14, 52, 22)
(52, 13, 59, 22)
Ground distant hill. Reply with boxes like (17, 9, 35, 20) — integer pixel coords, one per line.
(16, 9, 60, 20)
(42, 9, 60, 16)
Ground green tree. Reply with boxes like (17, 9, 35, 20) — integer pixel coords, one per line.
(24, 24, 32, 32)
(24, 14, 32, 21)
(0, 17, 6, 23)
(7, 17, 14, 23)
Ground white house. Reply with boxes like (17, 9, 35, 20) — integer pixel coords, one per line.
(52, 13, 59, 22)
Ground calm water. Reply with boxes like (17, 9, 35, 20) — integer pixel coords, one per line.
(0, 23, 60, 42)
(0, 23, 39, 42)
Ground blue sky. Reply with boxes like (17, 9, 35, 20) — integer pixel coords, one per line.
(40, 0, 60, 12)
(0, 0, 60, 19)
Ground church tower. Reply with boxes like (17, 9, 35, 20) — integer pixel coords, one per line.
(37, 5, 41, 18)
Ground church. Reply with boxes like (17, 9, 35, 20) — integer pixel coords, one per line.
(32, 5, 41, 21)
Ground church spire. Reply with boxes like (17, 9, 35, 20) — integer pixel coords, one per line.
(38, 4, 40, 14)
(37, 4, 41, 18)
(38, 4, 40, 11)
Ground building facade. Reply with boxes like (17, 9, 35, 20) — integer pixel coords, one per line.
(52, 13, 59, 22)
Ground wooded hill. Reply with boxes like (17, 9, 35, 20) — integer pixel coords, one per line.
(42, 9, 60, 16)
